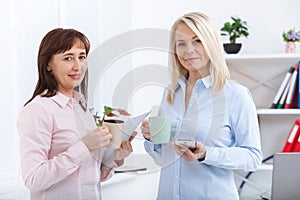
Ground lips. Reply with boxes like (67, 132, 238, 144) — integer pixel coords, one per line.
(184, 57, 199, 61)
(69, 74, 81, 80)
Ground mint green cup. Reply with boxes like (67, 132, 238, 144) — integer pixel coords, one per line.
(149, 116, 171, 144)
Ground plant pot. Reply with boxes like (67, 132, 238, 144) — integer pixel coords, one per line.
(103, 119, 125, 148)
(223, 43, 242, 54)
(285, 42, 296, 53)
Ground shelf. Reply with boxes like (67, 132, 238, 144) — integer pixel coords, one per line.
(225, 53, 300, 61)
(225, 53, 300, 60)
(226, 53, 300, 108)
(257, 108, 300, 115)
(229, 54, 300, 195)
(225, 53, 300, 70)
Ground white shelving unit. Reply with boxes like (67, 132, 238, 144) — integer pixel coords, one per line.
(226, 53, 300, 157)
(226, 54, 300, 108)
(227, 53, 300, 199)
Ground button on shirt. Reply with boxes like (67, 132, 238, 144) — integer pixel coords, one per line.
(144, 76, 263, 200)
(17, 91, 119, 200)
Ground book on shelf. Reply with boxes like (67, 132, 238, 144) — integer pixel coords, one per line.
(292, 133, 300, 152)
(284, 63, 299, 108)
(282, 119, 300, 152)
(271, 66, 294, 108)
(277, 78, 291, 109)
(298, 61, 300, 109)
(271, 62, 300, 109)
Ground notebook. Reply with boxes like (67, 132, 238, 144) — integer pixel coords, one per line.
(271, 152, 300, 200)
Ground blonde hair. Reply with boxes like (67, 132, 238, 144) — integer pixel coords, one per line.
(167, 12, 230, 103)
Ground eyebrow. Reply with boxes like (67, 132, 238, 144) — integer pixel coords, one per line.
(63, 51, 86, 56)
(176, 35, 198, 42)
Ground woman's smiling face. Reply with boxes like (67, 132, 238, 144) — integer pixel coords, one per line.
(175, 22, 210, 76)
(48, 39, 87, 97)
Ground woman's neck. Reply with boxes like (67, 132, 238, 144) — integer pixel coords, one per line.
(186, 72, 207, 87)
(57, 88, 73, 98)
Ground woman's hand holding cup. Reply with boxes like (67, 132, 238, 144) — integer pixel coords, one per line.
(141, 120, 151, 140)
(82, 125, 112, 152)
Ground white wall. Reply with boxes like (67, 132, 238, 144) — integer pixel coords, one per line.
(1, 0, 300, 199)
(131, 0, 300, 54)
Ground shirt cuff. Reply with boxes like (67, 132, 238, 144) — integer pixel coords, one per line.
(197, 157, 205, 162)
(68, 140, 90, 164)
(200, 146, 218, 164)
(143, 135, 151, 141)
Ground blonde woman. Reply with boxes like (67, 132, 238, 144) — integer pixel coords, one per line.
(141, 12, 262, 199)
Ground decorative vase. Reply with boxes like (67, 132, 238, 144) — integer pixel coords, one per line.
(285, 42, 296, 53)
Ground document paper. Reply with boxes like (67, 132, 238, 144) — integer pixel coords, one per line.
(122, 111, 151, 140)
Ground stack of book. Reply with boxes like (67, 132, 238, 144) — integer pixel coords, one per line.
(271, 61, 300, 109)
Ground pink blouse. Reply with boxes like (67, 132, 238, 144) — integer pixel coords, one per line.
(17, 91, 120, 200)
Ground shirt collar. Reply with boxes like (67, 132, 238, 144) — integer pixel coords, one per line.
(50, 91, 85, 108)
(201, 75, 212, 89)
(177, 75, 188, 90)
(177, 74, 212, 90)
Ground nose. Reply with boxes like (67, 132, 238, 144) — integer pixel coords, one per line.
(73, 58, 82, 71)
(186, 43, 195, 54)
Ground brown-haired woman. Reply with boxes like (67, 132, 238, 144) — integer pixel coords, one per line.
(17, 28, 135, 199)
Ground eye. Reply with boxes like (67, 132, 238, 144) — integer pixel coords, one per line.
(177, 42, 186, 48)
(193, 39, 201, 44)
(64, 56, 72, 61)
(79, 55, 86, 60)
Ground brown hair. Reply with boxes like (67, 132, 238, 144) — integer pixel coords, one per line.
(25, 28, 90, 106)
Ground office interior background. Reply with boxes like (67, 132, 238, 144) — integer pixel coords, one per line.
(1, 0, 299, 199)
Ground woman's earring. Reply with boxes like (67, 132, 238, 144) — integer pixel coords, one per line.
(47, 66, 52, 72)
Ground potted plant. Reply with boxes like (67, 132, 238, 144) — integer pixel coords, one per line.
(93, 105, 130, 126)
(282, 28, 300, 53)
(220, 16, 249, 54)
(93, 106, 130, 148)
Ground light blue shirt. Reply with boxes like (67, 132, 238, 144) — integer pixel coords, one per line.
(144, 75, 263, 200)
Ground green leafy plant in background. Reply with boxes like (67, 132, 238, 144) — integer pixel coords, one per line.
(220, 16, 249, 43)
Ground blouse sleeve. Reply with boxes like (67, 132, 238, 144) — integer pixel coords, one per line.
(203, 86, 263, 171)
(99, 148, 124, 182)
(17, 102, 90, 192)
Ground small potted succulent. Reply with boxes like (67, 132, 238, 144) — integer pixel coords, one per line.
(282, 28, 300, 53)
(220, 16, 249, 54)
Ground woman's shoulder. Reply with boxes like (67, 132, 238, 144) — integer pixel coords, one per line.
(17, 95, 53, 123)
(21, 95, 57, 114)
(225, 79, 250, 93)
(29, 95, 54, 105)
(224, 79, 254, 104)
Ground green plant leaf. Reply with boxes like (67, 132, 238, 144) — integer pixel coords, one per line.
(103, 106, 113, 115)
(96, 105, 131, 127)
(220, 16, 249, 43)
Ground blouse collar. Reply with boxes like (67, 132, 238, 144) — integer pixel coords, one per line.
(50, 90, 86, 108)
(177, 74, 212, 91)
